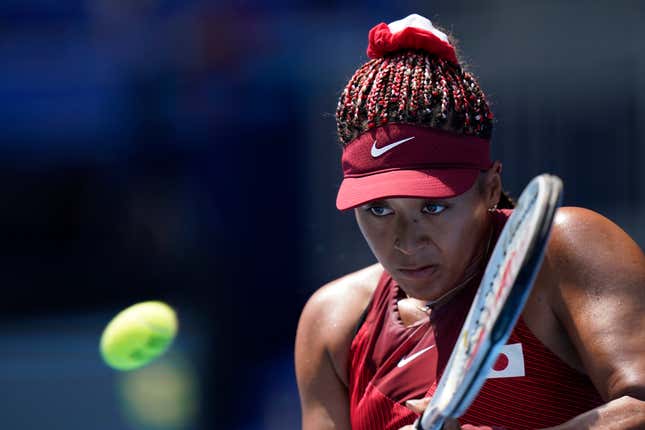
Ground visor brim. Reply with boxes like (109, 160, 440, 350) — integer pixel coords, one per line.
(336, 168, 480, 210)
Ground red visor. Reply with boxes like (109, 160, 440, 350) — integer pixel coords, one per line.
(336, 124, 491, 210)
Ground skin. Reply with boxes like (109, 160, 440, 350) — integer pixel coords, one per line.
(353, 164, 500, 313)
(295, 163, 645, 429)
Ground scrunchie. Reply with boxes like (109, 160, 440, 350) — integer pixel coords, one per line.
(367, 13, 459, 65)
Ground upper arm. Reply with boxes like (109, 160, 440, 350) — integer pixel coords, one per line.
(295, 265, 382, 430)
(295, 288, 352, 430)
(549, 207, 645, 401)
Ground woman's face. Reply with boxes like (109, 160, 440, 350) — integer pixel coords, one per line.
(354, 172, 500, 301)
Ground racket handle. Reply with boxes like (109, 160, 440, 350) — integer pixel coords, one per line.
(414, 414, 444, 430)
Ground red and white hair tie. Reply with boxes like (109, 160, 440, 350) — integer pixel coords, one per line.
(367, 13, 459, 65)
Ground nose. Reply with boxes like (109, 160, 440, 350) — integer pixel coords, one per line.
(393, 217, 431, 255)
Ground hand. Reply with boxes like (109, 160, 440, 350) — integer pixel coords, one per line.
(398, 397, 504, 430)
(397, 418, 461, 430)
(397, 397, 461, 430)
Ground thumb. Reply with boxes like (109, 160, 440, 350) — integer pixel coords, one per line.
(404, 397, 431, 415)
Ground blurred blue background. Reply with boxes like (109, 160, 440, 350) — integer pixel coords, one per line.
(0, 0, 643, 429)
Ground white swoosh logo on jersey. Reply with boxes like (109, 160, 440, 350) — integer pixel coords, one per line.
(397, 345, 435, 368)
(370, 136, 415, 157)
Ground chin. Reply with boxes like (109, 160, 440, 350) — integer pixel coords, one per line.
(392, 275, 449, 302)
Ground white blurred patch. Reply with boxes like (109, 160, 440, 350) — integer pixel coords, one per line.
(388, 14, 449, 43)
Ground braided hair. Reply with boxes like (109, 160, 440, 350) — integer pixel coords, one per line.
(335, 26, 514, 208)
(336, 51, 493, 147)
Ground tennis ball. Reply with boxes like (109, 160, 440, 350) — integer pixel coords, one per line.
(100, 301, 178, 371)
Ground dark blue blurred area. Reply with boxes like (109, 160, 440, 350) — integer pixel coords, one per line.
(0, 1, 643, 429)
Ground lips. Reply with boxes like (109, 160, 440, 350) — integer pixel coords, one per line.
(397, 264, 438, 280)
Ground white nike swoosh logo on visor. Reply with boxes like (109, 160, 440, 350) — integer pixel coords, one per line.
(397, 345, 435, 368)
(370, 136, 415, 158)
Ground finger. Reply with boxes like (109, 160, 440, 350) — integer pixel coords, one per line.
(442, 418, 462, 430)
(404, 397, 431, 415)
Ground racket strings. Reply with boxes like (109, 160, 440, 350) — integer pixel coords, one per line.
(475, 190, 539, 337)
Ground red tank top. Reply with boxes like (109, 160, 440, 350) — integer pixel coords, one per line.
(348, 210, 603, 430)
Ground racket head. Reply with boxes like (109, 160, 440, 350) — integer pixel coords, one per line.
(417, 174, 563, 430)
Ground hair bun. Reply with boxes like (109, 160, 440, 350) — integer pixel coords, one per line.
(367, 14, 458, 65)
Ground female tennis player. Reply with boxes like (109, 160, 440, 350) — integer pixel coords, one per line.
(295, 14, 645, 430)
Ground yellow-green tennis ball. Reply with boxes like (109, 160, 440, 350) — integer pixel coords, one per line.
(100, 301, 178, 371)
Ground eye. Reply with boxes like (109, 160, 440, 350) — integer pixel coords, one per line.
(366, 205, 394, 217)
(422, 203, 447, 215)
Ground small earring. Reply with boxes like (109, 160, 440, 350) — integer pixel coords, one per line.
(488, 204, 498, 212)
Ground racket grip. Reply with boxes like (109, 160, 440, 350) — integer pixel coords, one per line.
(414, 416, 444, 430)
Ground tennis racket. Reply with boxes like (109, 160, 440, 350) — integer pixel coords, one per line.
(415, 174, 563, 430)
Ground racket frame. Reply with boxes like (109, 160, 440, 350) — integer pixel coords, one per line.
(416, 174, 563, 430)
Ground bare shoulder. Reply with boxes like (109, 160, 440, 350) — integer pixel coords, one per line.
(544, 206, 645, 306)
(296, 263, 383, 386)
(552, 206, 626, 241)
(548, 206, 645, 277)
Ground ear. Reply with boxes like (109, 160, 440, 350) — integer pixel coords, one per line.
(481, 161, 502, 209)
